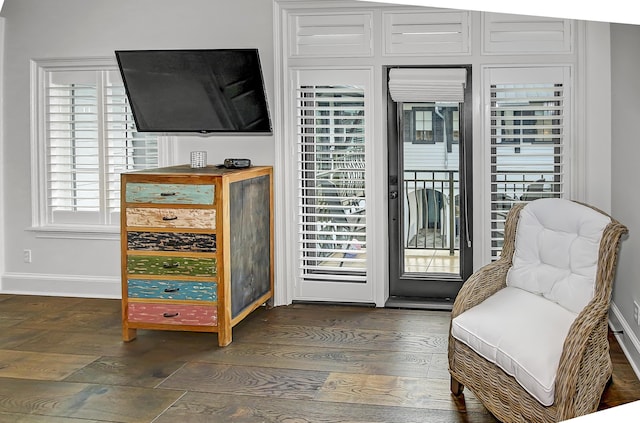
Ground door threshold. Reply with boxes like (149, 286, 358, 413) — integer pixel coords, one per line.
(385, 296, 454, 311)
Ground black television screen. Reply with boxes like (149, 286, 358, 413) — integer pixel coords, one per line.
(115, 49, 272, 133)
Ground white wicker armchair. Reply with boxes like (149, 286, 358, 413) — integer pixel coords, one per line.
(448, 199, 628, 422)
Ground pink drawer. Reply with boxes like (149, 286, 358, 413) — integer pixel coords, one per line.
(128, 302, 217, 326)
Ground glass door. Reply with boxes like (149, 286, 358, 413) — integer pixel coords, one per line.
(386, 67, 473, 308)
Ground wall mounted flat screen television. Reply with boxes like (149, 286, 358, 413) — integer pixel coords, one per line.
(115, 49, 272, 133)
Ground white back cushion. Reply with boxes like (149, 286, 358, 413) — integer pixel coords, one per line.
(506, 198, 610, 313)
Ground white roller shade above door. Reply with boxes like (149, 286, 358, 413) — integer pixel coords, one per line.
(388, 68, 467, 103)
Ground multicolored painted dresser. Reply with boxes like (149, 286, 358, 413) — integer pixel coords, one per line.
(120, 164, 273, 346)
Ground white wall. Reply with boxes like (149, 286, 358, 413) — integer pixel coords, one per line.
(0, 0, 275, 297)
(583, 23, 612, 210)
(0, 16, 5, 281)
(610, 23, 640, 376)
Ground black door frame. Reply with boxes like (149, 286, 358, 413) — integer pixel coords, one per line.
(385, 65, 473, 309)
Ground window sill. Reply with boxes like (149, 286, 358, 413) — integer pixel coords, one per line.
(27, 225, 120, 240)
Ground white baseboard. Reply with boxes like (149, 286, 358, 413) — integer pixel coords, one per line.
(609, 302, 640, 380)
(0, 272, 120, 298)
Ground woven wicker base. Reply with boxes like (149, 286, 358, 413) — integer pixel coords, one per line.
(449, 330, 612, 422)
(450, 338, 560, 422)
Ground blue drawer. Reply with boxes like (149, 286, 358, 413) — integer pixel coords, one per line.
(125, 183, 214, 205)
(128, 279, 217, 301)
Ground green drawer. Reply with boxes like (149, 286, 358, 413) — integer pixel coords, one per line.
(126, 183, 214, 205)
(127, 255, 217, 277)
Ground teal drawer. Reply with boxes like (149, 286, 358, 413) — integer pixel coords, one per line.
(128, 279, 217, 301)
(126, 183, 214, 205)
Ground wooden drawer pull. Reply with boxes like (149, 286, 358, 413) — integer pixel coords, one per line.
(163, 312, 180, 318)
(160, 192, 177, 197)
(162, 216, 178, 221)
(163, 287, 180, 293)
(162, 262, 180, 269)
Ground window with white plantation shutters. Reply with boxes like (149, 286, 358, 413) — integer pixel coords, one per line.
(489, 67, 568, 260)
(34, 59, 160, 229)
(104, 75, 158, 222)
(296, 84, 367, 282)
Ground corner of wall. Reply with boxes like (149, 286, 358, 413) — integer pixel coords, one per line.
(0, 16, 6, 287)
(581, 20, 612, 212)
(610, 22, 640, 384)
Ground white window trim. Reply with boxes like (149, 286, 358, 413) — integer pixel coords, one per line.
(29, 57, 174, 239)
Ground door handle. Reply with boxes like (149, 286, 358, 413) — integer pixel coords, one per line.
(389, 191, 398, 200)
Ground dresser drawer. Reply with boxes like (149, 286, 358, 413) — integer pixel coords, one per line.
(128, 302, 217, 326)
(128, 279, 217, 301)
(126, 183, 214, 205)
(126, 207, 216, 229)
(127, 232, 216, 252)
(127, 255, 217, 277)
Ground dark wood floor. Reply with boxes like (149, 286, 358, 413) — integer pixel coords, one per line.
(0, 295, 638, 422)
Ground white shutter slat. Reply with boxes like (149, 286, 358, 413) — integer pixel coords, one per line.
(483, 13, 572, 54)
(290, 12, 373, 57)
(296, 83, 367, 281)
(383, 10, 470, 55)
(490, 80, 565, 260)
(46, 81, 100, 218)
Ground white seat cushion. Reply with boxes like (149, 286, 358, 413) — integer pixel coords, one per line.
(451, 286, 578, 406)
(506, 198, 610, 313)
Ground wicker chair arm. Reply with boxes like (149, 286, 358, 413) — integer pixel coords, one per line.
(451, 258, 509, 319)
(451, 203, 524, 319)
(553, 301, 610, 419)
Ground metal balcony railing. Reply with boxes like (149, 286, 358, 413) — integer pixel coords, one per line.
(404, 169, 459, 255)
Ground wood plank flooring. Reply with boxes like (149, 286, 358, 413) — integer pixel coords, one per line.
(0, 294, 638, 422)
